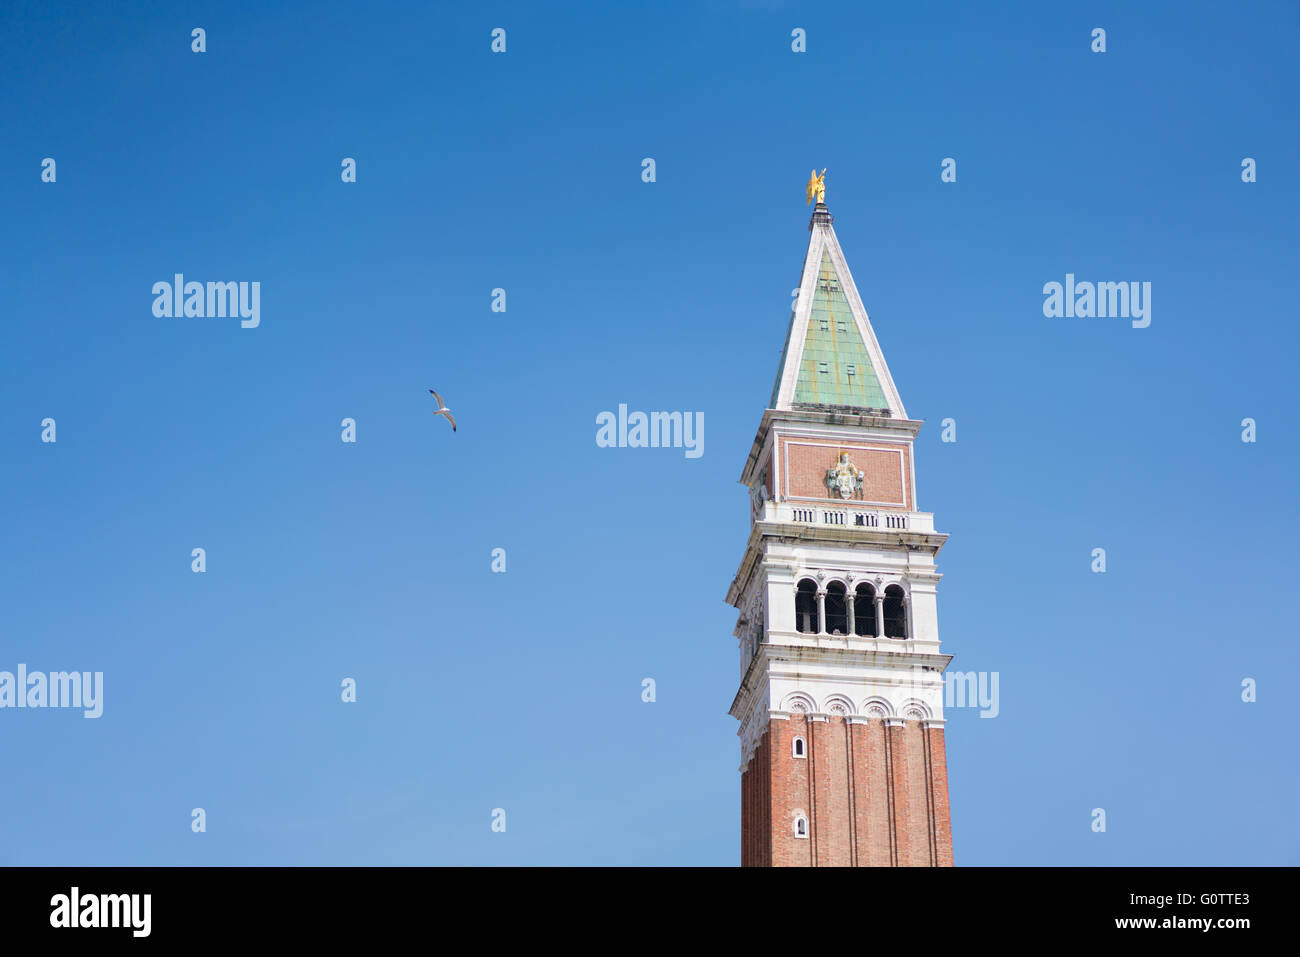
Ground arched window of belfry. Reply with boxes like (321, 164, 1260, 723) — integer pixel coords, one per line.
(824, 581, 847, 635)
(853, 582, 876, 637)
(883, 584, 907, 638)
(795, 579, 819, 634)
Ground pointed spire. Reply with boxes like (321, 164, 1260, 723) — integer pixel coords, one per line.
(768, 201, 907, 418)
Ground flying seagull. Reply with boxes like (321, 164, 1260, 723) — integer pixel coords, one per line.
(428, 389, 457, 432)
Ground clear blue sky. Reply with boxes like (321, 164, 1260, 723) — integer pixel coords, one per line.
(1, 0, 1297, 865)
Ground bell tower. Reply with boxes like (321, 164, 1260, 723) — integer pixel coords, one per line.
(726, 188, 955, 866)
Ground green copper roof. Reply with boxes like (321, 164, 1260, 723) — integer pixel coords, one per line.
(771, 250, 889, 410)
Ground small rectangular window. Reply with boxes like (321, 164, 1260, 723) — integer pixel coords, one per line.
(847, 364, 856, 375)
(819, 319, 829, 331)
(818, 362, 828, 374)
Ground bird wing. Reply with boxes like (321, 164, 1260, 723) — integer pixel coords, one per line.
(444, 411, 457, 432)
(429, 389, 444, 409)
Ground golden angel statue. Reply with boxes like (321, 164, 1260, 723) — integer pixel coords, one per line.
(805, 168, 826, 205)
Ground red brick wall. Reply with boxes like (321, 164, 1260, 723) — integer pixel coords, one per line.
(898, 722, 934, 865)
(743, 715, 953, 867)
(742, 729, 774, 867)
(927, 727, 955, 866)
(854, 719, 894, 865)
(778, 438, 912, 508)
(743, 744, 752, 866)
(812, 718, 852, 865)
(769, 716, 812, 866)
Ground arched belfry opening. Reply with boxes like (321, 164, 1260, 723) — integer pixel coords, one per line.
(825, 582, 847, 636)
(795, 579, 819, 634)
(853, 583, 876, 637)
(883, 585, 907, 639)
